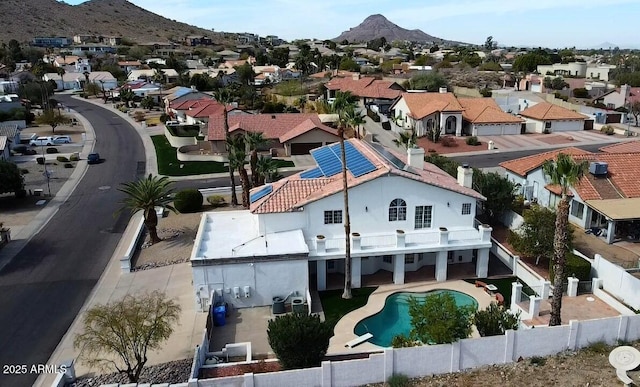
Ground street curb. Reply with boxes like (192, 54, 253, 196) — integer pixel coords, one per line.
(0, 109, 96, 273)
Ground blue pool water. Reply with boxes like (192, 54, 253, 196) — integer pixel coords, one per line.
(354, 290, 478, 347)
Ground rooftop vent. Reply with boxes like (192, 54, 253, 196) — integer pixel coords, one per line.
(589, 161, 608, 176)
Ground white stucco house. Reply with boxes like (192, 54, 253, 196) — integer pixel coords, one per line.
(190, 139, 493, 310)
(43, 71, 117, 91)
(500, 146, 640, 244)
(390, 92, 523, 137)
(519, 102, 588, 133)
(536, 62, 616, 82)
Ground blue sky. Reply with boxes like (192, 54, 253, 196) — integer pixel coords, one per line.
(63, 0, 638, 48)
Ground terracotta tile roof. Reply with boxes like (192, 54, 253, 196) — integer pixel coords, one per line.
(251, 139, 485, 214)
(458, 98, 523, 124)
(396, 92, 463, 120)
(325, 77, 404, 99)
(499, 147, 592, 177)
(171, 97, 214, 110)
(571, 153, 640, 200)
(186, 102, 226, 118)
(208, 113, 338, 142)
(599, 141, 640, 154)
(118, 61, 141, 66)
(519, 102, 587, 121)
(545, 184, 573, 196)
(278, 118, 339, 142)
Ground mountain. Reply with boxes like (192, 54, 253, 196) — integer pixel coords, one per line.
(0, 0, 223, 44)
(592, 42, 619, 49)
(333, 14, 461, 45)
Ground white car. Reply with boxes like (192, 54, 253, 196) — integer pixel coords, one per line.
(52, 136, 72, 144)
(29, 136, 54, 146)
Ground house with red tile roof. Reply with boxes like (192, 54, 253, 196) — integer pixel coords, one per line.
(325, 74, 405, 111)
(519, 102, 588, 133)
(500, 147, 640, 244)
(169, 97, 240, 126)
(207, 113, 341, 156)
(189, 139, 492, 308)
(390, 92, 523, 137)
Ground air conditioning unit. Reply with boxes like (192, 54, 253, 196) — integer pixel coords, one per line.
(589, 162, 608, 176)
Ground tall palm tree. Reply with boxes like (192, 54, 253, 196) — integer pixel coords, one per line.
(542, 153, 588, 326)
(345, 107, 366, 139)
(255, 155, 279, 186)
(227, 136, 251, 208)
(245, 131, 268, 187)
(118, 174, 176, 245)
(214, 87, 238, 206)
(393, 128, 417, 150)
(337, 108, 354, 300)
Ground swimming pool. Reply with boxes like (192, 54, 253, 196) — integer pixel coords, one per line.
(353, 290, 478, 347)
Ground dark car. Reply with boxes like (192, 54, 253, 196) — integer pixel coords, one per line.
(87, 153, 101, 164)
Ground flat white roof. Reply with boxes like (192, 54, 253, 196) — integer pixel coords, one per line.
(191, 210, 309, 260)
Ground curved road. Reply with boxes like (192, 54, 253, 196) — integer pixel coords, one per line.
(0, 95, 145, 386)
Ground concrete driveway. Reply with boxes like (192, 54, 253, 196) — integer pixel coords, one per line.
(362, 116, 399, 149)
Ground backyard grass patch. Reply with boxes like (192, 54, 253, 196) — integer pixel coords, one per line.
(273, 159, 295, 168)
(151, 135, 227, 176)
(319, 287, 377, 331)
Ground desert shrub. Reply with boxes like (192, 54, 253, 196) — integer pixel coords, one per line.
(584, 341, 609, 354)
(69, 154, 79, 161)
(387, 373, 410, 387)
(46, 147, 58, 154)
(56, 156, 69, 162)
(133, 111, 145, 122)
(173, 189, 203, 213)
(159, 113, 169, 123)
(529, 356, 546, 366)
(549, 253, 591, 282)
(600, 125, 615, 135)
(573, 88, 589, 98)
(465, 136, 480, 146)
(473, 302, 520, 337)
(206, 195, 226, 208)
(479, 87, 493, 97)
(36, 157, 45, 165)
(440, 136, 458, 147)
(267, 312, 331, 370)
(64, 163, 73, 168)
(391, 334, 419, 348)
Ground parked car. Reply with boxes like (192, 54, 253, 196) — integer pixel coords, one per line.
(29, 136, 54, 146)
(87, 153, 101, 164)
(52, 136, 72, 144)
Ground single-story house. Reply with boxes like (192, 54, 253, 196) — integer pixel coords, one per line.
(118, 61, 142, 73)
(156, 87, 212, 110)
(120, 80, 161, 98)
(43, 71, 117, 91)
(172, 98, 240, 126)
(519, 102, 589, 133)
(127, 69, 180, 83)
(390, 91, 463, 136)
(190, 139, 492, 310)
(458, 98, 524, 136)
(207, 113, 340, 156)
(325, 74, 405, 110)
(500, 147, 640, 244)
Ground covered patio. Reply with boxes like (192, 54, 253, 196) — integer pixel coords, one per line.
(586, 198, 640, 244)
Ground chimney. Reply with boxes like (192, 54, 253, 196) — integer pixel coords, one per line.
(457, 163, 473, 188)
(439, 86, 448, 94)
(407, 146, 425, 170)
(352, 73, 361, 80)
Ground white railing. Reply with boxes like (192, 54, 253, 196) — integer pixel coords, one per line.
(361, 234, 396, 248)
(405, 232, 439, 245)
(448, 229, 480, 241)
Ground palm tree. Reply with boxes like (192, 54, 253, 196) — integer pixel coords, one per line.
(244, 132, 268, 187)
(118, 174, 176, 245)
(119, 88, 135, 108)
(255, 155, 279, 186)
(227, 136, 251, 208)
(337, 108, 354, 300)
(542, 153, 588, 326)
(345, 107, 366, 139)
(393, 128, 417, 150)
(214, 87, 238, 206)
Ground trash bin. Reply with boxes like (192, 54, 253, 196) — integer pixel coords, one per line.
(213, 305, 226, 327)
(272, 297, 285, 314)
(488, 140, 495, 150)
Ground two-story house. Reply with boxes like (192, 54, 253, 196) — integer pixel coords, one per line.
(190, 139, 492, 309)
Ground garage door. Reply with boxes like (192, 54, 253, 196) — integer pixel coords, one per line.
(291, 142, 323, 155)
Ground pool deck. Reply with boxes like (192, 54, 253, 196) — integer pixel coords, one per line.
(327, 280, 495, 354)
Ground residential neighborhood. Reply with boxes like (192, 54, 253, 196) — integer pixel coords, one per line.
(1, 3, 640, 387)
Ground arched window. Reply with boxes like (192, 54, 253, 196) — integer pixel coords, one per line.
(389, 198, 407, 221)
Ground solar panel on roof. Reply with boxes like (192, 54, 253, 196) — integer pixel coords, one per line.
(174, 88, 192, 98)
(300, 167, 324, 179)
(250, 185, 273, 203)
(369, 142, 407, 170)
(344, 142, 376, 177)
(312, 146, 343, 177)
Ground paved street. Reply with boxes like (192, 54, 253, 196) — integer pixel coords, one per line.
(0, 95, 145, 386)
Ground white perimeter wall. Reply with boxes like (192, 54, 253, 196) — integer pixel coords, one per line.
(592, 254, 640, 310)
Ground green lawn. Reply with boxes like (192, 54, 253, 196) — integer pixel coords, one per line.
(151, 135, 227, 176)
(319, 287, 377, 331)
(463, 277, 536, 304)
(273, 159, 295, 168)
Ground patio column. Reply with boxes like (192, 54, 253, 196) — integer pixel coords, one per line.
(351, 257, 362, 288)
(316, 260, 326, 291)
(393, 254, 405, 285)
(436, 250, 448, 282)
(475, 248, 490, 278)
(606, 220, 616, 244)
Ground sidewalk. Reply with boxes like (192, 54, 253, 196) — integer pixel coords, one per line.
(0, 109, 96, 272)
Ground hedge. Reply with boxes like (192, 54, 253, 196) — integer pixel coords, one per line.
(549, 253, 591, 282)
(174, 189, 203, 213)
